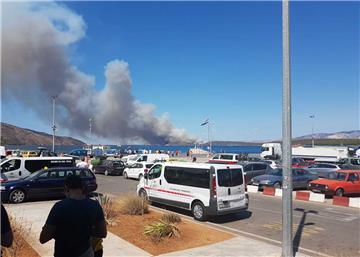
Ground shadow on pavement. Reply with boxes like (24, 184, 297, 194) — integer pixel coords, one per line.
(293, 208, 318, 255)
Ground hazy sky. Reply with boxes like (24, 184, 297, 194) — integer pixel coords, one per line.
(1, 1, 359, 143)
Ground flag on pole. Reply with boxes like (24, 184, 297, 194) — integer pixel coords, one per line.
(200, 118, 209, 126)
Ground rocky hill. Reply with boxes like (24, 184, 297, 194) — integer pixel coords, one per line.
(0, 123, 85, 146)
(295, 130, 360, 140)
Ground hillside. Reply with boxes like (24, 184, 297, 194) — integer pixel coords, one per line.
(295, 130, 360, 140)
(0, 123, 86, 146)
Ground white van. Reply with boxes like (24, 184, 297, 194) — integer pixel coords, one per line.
(0, 157, 75, 180)
(137, 162, 248, 221)
(126, 153, 169, 166)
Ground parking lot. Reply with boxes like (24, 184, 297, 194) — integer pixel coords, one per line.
(95, 174, 360, 257)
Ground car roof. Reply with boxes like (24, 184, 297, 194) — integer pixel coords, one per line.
(41, 167, 89, 171)
(164, 161, 243, 169)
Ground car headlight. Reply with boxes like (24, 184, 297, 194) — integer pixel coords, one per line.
(0, 186, 6, 190)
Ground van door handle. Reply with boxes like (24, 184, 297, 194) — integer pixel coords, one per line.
(19, 171, 22, 176)
(228, 188, 231, 195)
(159, 179, 162, 185)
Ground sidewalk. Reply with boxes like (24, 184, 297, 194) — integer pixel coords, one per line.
(5, 201, 150, 257)
(5, 200, 310, 257)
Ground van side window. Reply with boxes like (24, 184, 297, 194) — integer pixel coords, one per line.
(148, 165, 162, 179)
(25, 160, 51, 173)
(164, 167, 210, 189)
(1, 159, 21, 172)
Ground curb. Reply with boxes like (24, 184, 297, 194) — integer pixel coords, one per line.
(247, 185, 360, 208)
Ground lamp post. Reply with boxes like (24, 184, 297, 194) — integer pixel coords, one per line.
(89, 118, 93, 145)
(51, 96, 58, 153)
(310, 115, 315, 147)
(282, 0, 293, 256)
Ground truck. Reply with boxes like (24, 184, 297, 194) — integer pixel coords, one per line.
(260, 143, 349, 161)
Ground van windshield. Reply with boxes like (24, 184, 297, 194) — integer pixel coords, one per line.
(217, 169, 243, 187)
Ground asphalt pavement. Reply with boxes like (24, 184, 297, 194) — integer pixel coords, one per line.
(95, 174, 360, 257)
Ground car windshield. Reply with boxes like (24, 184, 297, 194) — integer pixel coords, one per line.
(129, 155, 140, 161)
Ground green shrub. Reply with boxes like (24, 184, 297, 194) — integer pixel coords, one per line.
(118, 195, 149, 215)
(144, 220, 180, 242)
(161, 212, 181, 224)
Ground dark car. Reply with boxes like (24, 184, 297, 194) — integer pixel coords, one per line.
(93, 160, 126, 176)
(68, 149, 88, 159)
(251, 168, 318, 189)
(239, 162, 270, 184)
(1, 167, 97, 204)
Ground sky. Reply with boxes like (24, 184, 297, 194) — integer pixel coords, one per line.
(1, 1, 359, 144)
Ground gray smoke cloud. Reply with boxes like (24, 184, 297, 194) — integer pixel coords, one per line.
(1, 2, 195, 144)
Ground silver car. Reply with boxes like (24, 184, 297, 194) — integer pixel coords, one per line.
(305, 163, 340, 178)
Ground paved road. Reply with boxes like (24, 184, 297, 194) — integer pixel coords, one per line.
(95, 174, 360, 257)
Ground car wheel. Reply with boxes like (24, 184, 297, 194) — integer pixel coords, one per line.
(123, 172, 128, 179)
(9, 189, 26, 204)
(104, 170, 109, 176)
(273, 182, 282, 189)
(138, 174, 143, 180)
(335, 188, 344, 197)
(192, 201, 206, 221)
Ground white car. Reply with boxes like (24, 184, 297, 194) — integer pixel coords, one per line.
(123, 162, 154, 180)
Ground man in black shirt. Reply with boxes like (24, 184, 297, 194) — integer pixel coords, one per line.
(40, 175, 107, 257)
(1, 204, 13, 257)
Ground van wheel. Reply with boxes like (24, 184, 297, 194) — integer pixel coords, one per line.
(123, 172, 128, 179)
(192, 201, 206, 221)
(104, 170, 109, 176)
(335, 188, 344, 197)
(138, 174, 143, 180)
(9, 189, 26, 203)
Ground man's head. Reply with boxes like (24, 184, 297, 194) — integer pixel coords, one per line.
(81, 157, 85, 162)
(64, 175, 84, 197)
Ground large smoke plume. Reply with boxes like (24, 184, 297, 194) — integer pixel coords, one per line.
(2, 2, 195, 144)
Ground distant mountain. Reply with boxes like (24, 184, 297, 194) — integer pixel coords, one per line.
(295, 130, 360, 140)
(0, 122, 86, 146)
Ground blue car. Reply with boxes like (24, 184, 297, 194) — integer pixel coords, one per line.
(1, 167, 97, 203)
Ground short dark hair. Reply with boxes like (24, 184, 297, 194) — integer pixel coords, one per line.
(65, 175, 83, 190)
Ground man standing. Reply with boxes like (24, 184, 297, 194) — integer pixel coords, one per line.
(40, 175, 107, 257)
(76, 157, 89, 168)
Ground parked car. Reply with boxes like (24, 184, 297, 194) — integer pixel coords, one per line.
(68, 149, 88, 158)
(261, 160, 278, 169)
(137, 162, 248, 221)
(1, 167, 97, 203)
(123, 162, 154, 180)
(251, 168, 318, 189)
(126, 154, 169, 166)
(309, 170, 360, 197)
(93, 160, 125, 176)
(337, 158, 360, 170)
(208, 153, 239, 164)
(0, 157, 75, 181)
(305, 163, 340, 178)
(292, 158, 308, 168)
(239, 162, 270, 184)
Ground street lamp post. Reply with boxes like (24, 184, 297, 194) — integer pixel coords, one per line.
(310, 115, 315, 147)
(51, 96, 58, 153)
(282, 0, 293, 256)
(89, 118, 93, 144)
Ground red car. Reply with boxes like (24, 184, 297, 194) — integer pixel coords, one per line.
(309, 170, 360, 197)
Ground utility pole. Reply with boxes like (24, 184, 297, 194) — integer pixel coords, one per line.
(51, 95, 58, 153)
(310, 115, 315, 147)
(282, 0, 293, 257)
(208, 122, 212, 155)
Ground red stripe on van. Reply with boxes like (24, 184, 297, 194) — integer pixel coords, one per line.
(208, 160, 238, 164)
(144, 187, 193, 198)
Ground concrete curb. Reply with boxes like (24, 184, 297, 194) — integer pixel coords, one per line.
(247, 186, 359, 208)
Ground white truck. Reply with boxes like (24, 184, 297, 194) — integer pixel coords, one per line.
(260, 143, 349, 161)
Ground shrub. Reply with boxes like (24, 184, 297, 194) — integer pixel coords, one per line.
(161, 212, 181, 224)
(94, 194, 118, 225)
(91, 158, 102, 167)
(118, 195, 149, 215)
(144, 220, 180, 242)
(3, 217, 32, 257)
